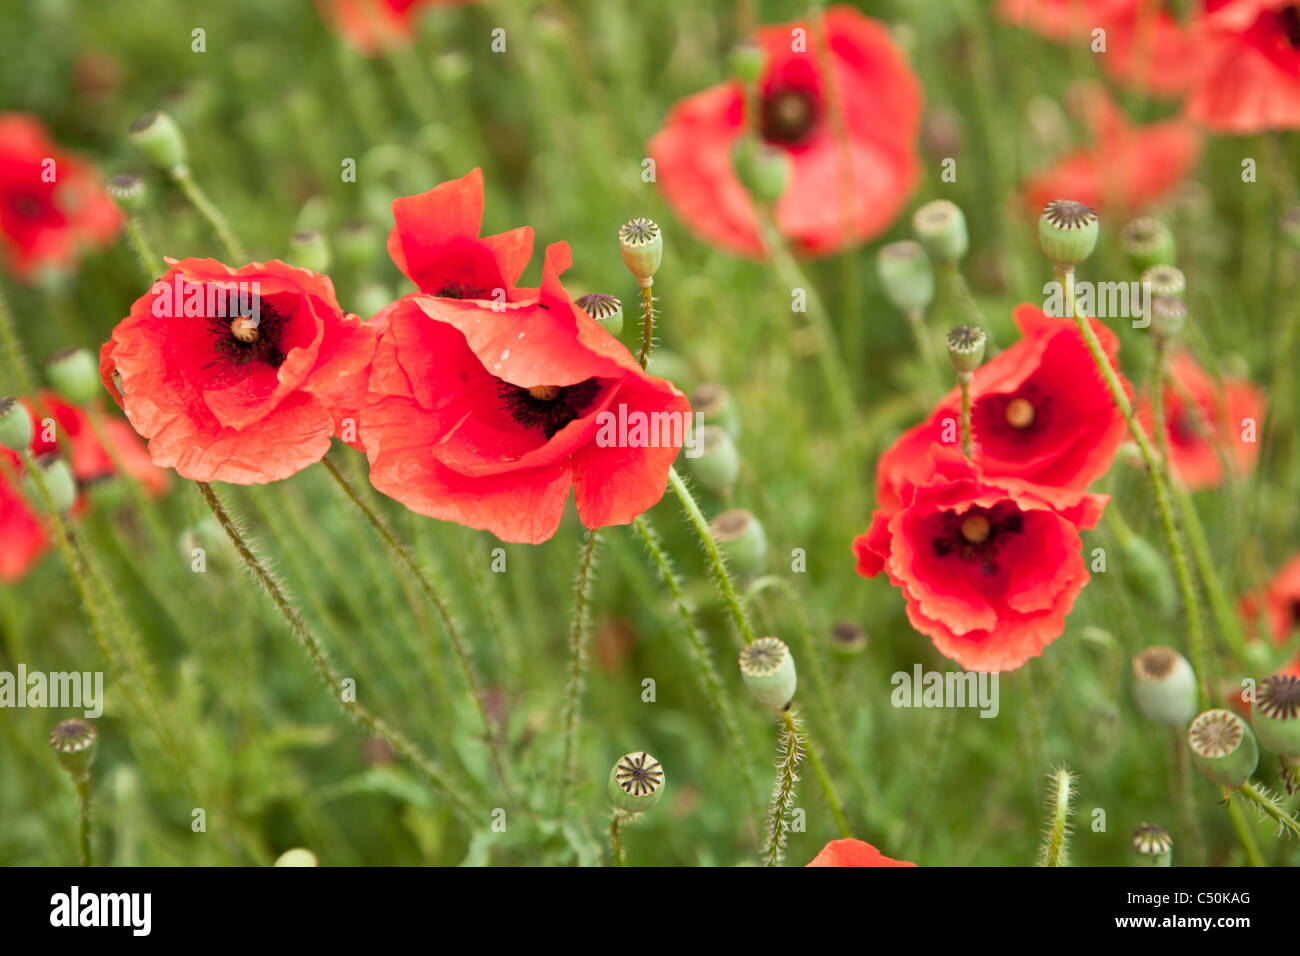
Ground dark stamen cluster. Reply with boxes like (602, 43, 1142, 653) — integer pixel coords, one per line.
(204, 289, 288, 368)
(761, 87, 818, 146)
(1042, 199, 1098, 231)
(614, 752, 663, 797)
(436, 281, 491, 300)
(497, 377, 603, 439)
(1258, 674, 1300, 721)
(931, 503, 1024, 575)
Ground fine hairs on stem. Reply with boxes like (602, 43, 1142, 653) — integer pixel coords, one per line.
(1037, 764, 1075, 867)
(764, 709, 805, 867)
(557, 528, 601, 811)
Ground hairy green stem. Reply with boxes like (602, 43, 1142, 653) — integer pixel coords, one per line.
(171, 164, 246, 262)
(557, 528, 600, 811)
(764, 709, 804, 867)
(638, 282, 655, 370)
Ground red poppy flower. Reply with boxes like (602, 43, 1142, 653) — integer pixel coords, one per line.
(0, 113, 122, 281)
(359, 242, 691, 544)
(0, 453, 48, 581)
(315, 0, 473, 55)
(100, 258, 375, 484)
(25, 392, 169, 499)
(876, 305, 1129, 512)
(648, 6, 921, 258)
(854, 445, 1106, 672)
(1135, 351, 1263, 490)
(1186, 0, 1300, 133)
(1241, 553, 1300, 649)
(806, 838, 916, 867)
(1020, 86, 1201, 218)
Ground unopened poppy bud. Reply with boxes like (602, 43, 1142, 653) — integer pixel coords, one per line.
(1253, 673, 1300, 757)
(691, 383, 741, 439)
(273, 848, 319, 867)
(107, 174, 148, 212)
(46, 347, 101, 405)
(618, 218, 662, 284)
(575, 292, 624, 337)
(289, 230, 330, 273)
(1188, 709, 1258, 788)
(1281, 207, 1300, 251)
(912, 199, 968, 262)
(688, 425, 738, 494)
(729, 41, 766, 83)
(740, 636, 797, 710)
(128, 111, 186, 171)
(946, 325, 986, 376)
(830, 621, 867, 656)
(50, 718, 97, 780)
(876, 240, 934, 312)
(710, 508, 767, 579)
(1039, 199, 1099, 266)
(732, 137, 790, 202)
(1151, 296, 1186, 340)
(25, 455, 77, 513)
(1132, 646, 1198, 727)
(1131, 823, 1173, 867)
(1142, 264, 1186, 299)
(608, 751, 665, 813)
(1121, 217, 1175, 272)
(337, 219, 377, 268)
(0, 397, 33, 451)
(1119, 535, 1177, 617)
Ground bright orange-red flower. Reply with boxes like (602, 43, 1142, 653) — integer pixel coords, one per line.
(315, 0, 474, 55)
(1136, 351, 1264, 490)
(1241, 553, 1300, 649)
(648, 6, 921, 258)
(806, 838, 916, 867)
(100, 258, 374, 484)
(27, 392, 169, 500)
(1020, 87, 1201, 218)
(1186, 0, 1300, 133)
(0, 114, 121, 282)
(0, 452, 48, 580)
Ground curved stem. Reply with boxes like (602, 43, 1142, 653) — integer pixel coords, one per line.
(906, 306, 940, 388)
(124, 215, 162, 281)
(557, 528, 600, 811)
(1234, 780, 1300, 840)
(171, 164, 246, 262)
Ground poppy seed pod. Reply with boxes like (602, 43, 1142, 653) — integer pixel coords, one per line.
(575, 292, 624, 338)
(1039, 200, 1099, 266)
(1142, 264, 1186, 299)
(1151, 296, 1186, 340)
(688, 425, 739, 494)
(691, 383, 741, 440)
(1132, 646, 1198, 727)
(1188, 709, 1259, 788)
(729, 41, 766, 83)
(740, 636, 797, 710)
(0, 397, 33, 451)
(912, 199, 968, 262)
(710, 508, 767, 579)
(732, 137, 790, 203)
(289, 230, 331, 274)
(1121, 217, 1176, 272)
(608, 751, 665, 814)
(1131, 823, 1173, 867)
(1253, 673, 1300, 757)
(946, 325, 986, 375)
(337, 219, 377, 268)
(830, 621, 867, 656)
(45, 347, 101, 405)
(50, 718, 97, 780)
(618, 218, 662, 284)
(1119, 535, 1177, 617)
(876, 240, 935, 313)
(107, 174, 148, 212)
(128, 111, 186, 171)
(25, 455, 77, 513)
(273, 848, 319, 867)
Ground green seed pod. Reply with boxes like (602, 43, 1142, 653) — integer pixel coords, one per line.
(710, 509, 767, 579)
(1141, 264, 1186, 299)
(1119, 535, 1177, 617)
(946, 325, 986, 375)
(1253, 673, 1300, 757)
(830, 621, 867, 656)
(50, 718, 97, 780)
(337, 219, 377, 268)
(740, 636, 797, 710)
(107, 174, 148, 212)
(1121, 217, 1176, 272)
(618, 218, 662, 284)
(691, 383, 741, 440)
(128, 111, 187, 171)
(289, 230, 330, 273)
(1039, 199, 1099, 266)
(0, 397, 33, 452)
(1188, 709, 1259, 788)
(608, 751, 665, 814)
(732, 137, 790, 202)
(45, 347, 101, 405)
(1131, 823, 1173, 867)
(729, 41, 766, 83)
(876, 240, 935, 313)
(1151, 296, 1186, 340)
(273, 848, 319, 867)
(1281, 207, 1300, 252)
(1132, 646, 1198, 727)
(912, 199, 968, 262)
(575, 292, 624, 338)
(688, 425, 739, 494)
(25, 455, 77, 513)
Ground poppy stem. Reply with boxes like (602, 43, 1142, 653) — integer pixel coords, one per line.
(637, 281, 655, 370)
(170, 164, 247, 263)
(1233, 780, 1300, 841)
(905, 306, 941, 387)
(75, 776, 91, 867)
(557, 528, 601, 812)
(1225, 796, 1266, 867)
(123, 214, 163, 281)
(1170, 728, 1208, 866)
(1067, 298, 1210, 708)
(317, 455, 518, 804)
(609, 811, 632, 867)
(196, 479, 477, 822)
(763, 708, 804, 866)
(0, 279, 38, 395)
(1037, 765, 1074, 867)
(959, 373, 973, 458)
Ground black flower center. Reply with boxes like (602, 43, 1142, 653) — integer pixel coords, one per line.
(205, 290, 288, 368)
(1282, 6, 1300, 49)
(761, 87, 818, 146)
(497, 377, 603, 439)
(931, 503, 1024, 576)
(436, 281, 491, 300)
(981, 386, 1051, 438)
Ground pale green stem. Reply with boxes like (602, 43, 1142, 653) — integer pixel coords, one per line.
(1039, 766, 1074, 867)
(1226, 797, 1266, 867)
(906, 306, 940, 387)
(170, 163, 246, 262)
(124, 215, 162, 280)
(557, 528, 600, 811)
(764, 709, 804, 867)
(75, 776, 91, 867)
